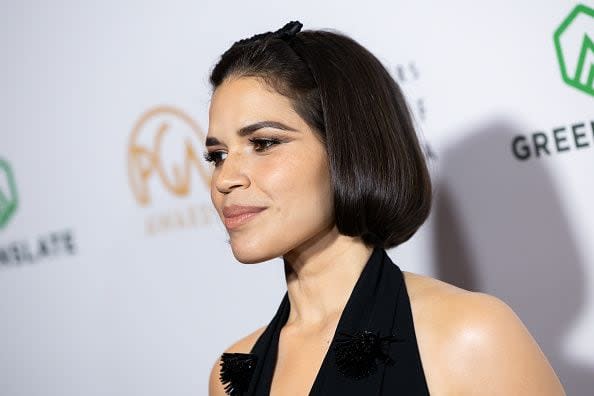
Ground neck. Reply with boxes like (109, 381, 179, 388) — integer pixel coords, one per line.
(282, 228, 374, 330)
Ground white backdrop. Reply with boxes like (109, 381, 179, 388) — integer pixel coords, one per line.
(1, 0, 593, 395)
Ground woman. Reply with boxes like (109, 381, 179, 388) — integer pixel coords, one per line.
(205, 21, 565, 395)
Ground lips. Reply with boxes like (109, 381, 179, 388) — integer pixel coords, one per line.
(223, 205, 267, 217)
(223, 205, 267, 230)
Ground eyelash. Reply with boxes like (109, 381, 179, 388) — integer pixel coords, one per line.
(202, 137, 282, 166)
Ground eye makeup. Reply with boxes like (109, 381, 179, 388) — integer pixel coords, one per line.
(202, 136, 285, 167)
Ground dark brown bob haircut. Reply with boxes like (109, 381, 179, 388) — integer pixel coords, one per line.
(209, 21, 432, 249)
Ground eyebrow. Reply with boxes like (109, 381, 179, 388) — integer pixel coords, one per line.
(205, 120, 298, 146)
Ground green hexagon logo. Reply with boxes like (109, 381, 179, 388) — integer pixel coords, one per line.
(554, 4, 594, 97)
(0, 158, 19, 229)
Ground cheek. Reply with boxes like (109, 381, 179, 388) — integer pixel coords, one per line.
(262, 148, 333, 220)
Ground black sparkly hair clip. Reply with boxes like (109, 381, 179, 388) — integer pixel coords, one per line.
(219, 352, 258, 395)
(233, 20, 303, 47)
(333, 330, 403, 380)
(273, 20, 303, 40)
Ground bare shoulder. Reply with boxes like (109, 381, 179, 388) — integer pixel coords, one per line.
(403, 272, 565, 395)
(208, 325, 267, 396)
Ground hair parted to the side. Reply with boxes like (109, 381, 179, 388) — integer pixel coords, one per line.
(209, 23, 432, 249)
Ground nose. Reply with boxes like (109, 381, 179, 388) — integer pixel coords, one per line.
(213, 151, 250, 194)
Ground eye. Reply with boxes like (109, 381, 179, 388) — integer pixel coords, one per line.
(203, 150, 226, 167)
(249, 137, 281, 152)
(202, 137, 282, 167)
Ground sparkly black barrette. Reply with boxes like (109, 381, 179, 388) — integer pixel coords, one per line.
(333, 330, 403, 380)
(272, 20, 303, 40)
(219, 352, 258, 395)
(233, 20, 303, 47)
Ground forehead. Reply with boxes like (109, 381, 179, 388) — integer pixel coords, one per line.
(209, 76, 298, 126)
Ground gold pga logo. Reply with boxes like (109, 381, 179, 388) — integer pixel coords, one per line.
(128, 106, 215, 234)
(128, 106, 210, 204)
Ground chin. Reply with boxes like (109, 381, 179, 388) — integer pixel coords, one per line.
(229, 238, 281, 264)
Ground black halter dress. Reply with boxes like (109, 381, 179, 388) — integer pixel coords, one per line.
(225, 246, 430, 395)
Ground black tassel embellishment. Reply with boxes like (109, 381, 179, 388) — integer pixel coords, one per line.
(219, 352, 258, 395)
(332, 330, 402, 380)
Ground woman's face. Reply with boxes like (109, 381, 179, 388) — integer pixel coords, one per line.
(205, 76, 334, 263)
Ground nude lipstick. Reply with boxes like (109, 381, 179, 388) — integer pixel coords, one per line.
(223, 205, 267, 230)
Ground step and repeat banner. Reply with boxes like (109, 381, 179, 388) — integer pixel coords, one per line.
(1, 1, 593, 395)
